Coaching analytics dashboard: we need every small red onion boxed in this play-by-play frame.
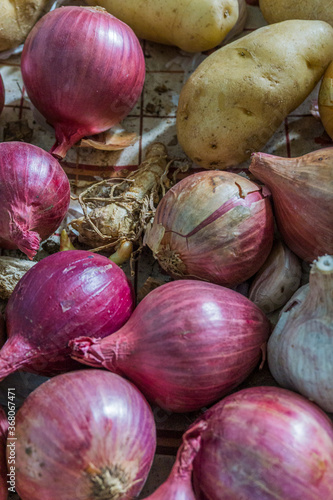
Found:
[0,74,4,116]
[0,407,8,500]
[0,250,134,379]
[70,280,270,413]
[141,421,205,500]
[0,141,70,259]
[189,386,333,499]
[144,170,274,288]
[21,6,145,159]
[13,369,156,500]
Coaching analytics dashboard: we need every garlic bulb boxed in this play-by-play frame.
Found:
[249,240,302,313]
[267,255,333,412]
[249,148,333,262]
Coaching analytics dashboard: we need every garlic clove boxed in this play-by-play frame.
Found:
[249,148,333,262]
[249,240,302,314]
[267,254,333,413]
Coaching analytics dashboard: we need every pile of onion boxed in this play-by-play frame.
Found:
[144,170,274,288]
[0,250,134,379]
[0,74,4,116]
[0,407,8,500]
[13,369,156,500]
[183,386,333,499]
[21,6,146,158]
[0,141,70,259]
[70,279,270,412]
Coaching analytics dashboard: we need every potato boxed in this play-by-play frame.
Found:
[176,20,333,169]
[259,0,333,27]
[0,0,49,51]
[85,0,239,52]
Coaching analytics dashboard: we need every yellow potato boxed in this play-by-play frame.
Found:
[85,0,239,52]
[259,0,333,27]
[0,0,49,51]
[176,20,333,169]
[318,61,333,140]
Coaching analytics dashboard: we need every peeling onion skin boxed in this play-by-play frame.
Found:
[191,387,333,500]
[0,407,8,500]
[267,255,333,413]
[0,74,4,116]
[249,148,333,262]
[71,280,270,413]
[21,6,146,159]
[0,250,134,379]
[0,141,70,259]
[145,170,274,288]
[13,370,156,500]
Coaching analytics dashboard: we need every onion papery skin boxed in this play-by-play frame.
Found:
[1,250,134,379]
[0,141,70,259]
[21,6,145,159]
[70,280,270,413]
[249,148,333,262]
[0,74,4,116]
[267,254,333,412]
[190,386,333,500]
[13,370,156,500]
[144,170,274,288]
[0,407,8,500]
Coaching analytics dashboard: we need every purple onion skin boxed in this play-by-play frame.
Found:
[0,408,8,500]
[0,74,4,116]
[14,370,156,500]
[71,280,270,413]
[1,250,134,379]
[0,142,70,259]
[21,6,146,158]
[191,386,333,500]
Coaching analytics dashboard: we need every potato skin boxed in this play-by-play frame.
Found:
[176,20,333,169]
[259,0,333,27]
[0,0,49,51]
[85,0,239,52]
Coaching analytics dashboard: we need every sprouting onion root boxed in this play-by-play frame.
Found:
[70,143,184,260]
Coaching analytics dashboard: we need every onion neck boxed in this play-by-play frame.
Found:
[8,213,40,260]
[50,125,86,159]
[69,336,121,373]
[0,335,33,381]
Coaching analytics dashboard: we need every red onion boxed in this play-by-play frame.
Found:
[70,280,270,413]
[144,170,274,288]
[0,74,4,116]
[0,250,134,379]
[21,6,145,159]
[142,421,205,500]
[0,141,70,259]
[188,386,333,499]
[0,407,8,500]
[13,369,156,500]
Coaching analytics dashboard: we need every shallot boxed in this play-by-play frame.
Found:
[0,141,70,259]
[267,254,333,412]
[0,250,134,379]
[71,280,270,412]
[144,170,274,287]
[21,6,145,158]
[188,386,333,499]
[249,148,333,262]
[13,369,156,500]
